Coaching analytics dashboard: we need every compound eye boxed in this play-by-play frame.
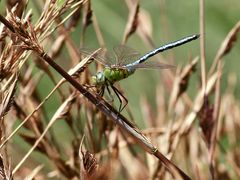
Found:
[97,72,103,79]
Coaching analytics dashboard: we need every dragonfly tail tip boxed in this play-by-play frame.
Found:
[194,34,200,39]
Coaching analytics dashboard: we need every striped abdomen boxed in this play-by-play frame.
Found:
[91,67,135,86]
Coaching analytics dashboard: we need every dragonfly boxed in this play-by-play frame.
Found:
[82,34,199,112]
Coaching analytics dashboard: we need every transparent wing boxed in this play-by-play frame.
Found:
[129,61,175,69]
[79,48,116,67]
[113,45,141,67]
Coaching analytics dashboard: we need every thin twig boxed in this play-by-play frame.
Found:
[199,0,206,94]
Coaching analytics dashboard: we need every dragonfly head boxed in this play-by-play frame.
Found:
[91,71,105,86]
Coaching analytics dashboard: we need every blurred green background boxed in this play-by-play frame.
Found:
[1,0,240,175]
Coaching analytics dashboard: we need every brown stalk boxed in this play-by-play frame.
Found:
[0,53,94,149]
[122,0,139,44]
[199,0,206,94]
[168,72,219,158]
[209,61,222,179]
[13,92,79,177]
[209,21,240,75]
[168,57,199,111]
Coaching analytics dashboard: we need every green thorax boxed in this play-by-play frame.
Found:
[91,67,135,86]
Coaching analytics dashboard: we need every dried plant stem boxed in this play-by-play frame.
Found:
[209,20,240,75]
[92,13,105,47]
[0,53,93,149]
[199,0,206,94]
[12,93,77,174]
[0,83,59,149]
[209,61,222,178]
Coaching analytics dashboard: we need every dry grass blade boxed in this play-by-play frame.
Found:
[153,150,191,180]
[0,154,8,180]
[137,9,153,47]
[226,152,240,177]
[209,61,222,178]
[36,0,84,41]
[141,96,155,127]
[24,165,44,180]
[216,21,240,59]
[81,151,99,178]
[6,0,26,18]
[169,72,219,155]
[0,52,95,149]
[209,20,240,75]
[0,24,23,81]
[168,57,198,110]
[199,0,206,94]
[122,0,139,44]
[82,0,92,34]
[12,92,78,176]
[91,13,106,47]
[19,133,46,153]
[0,74,18,118]
[198,96,214,148]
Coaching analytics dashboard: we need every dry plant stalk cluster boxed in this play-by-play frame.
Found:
[0,0,240,179]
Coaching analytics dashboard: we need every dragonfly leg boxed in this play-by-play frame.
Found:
[84,84,105,99]
[105,85,114,103]
[98,85,105,97]
[110,84,128,112]
[83,84,93,89]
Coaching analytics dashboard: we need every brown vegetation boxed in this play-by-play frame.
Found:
[0,0,240,179]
